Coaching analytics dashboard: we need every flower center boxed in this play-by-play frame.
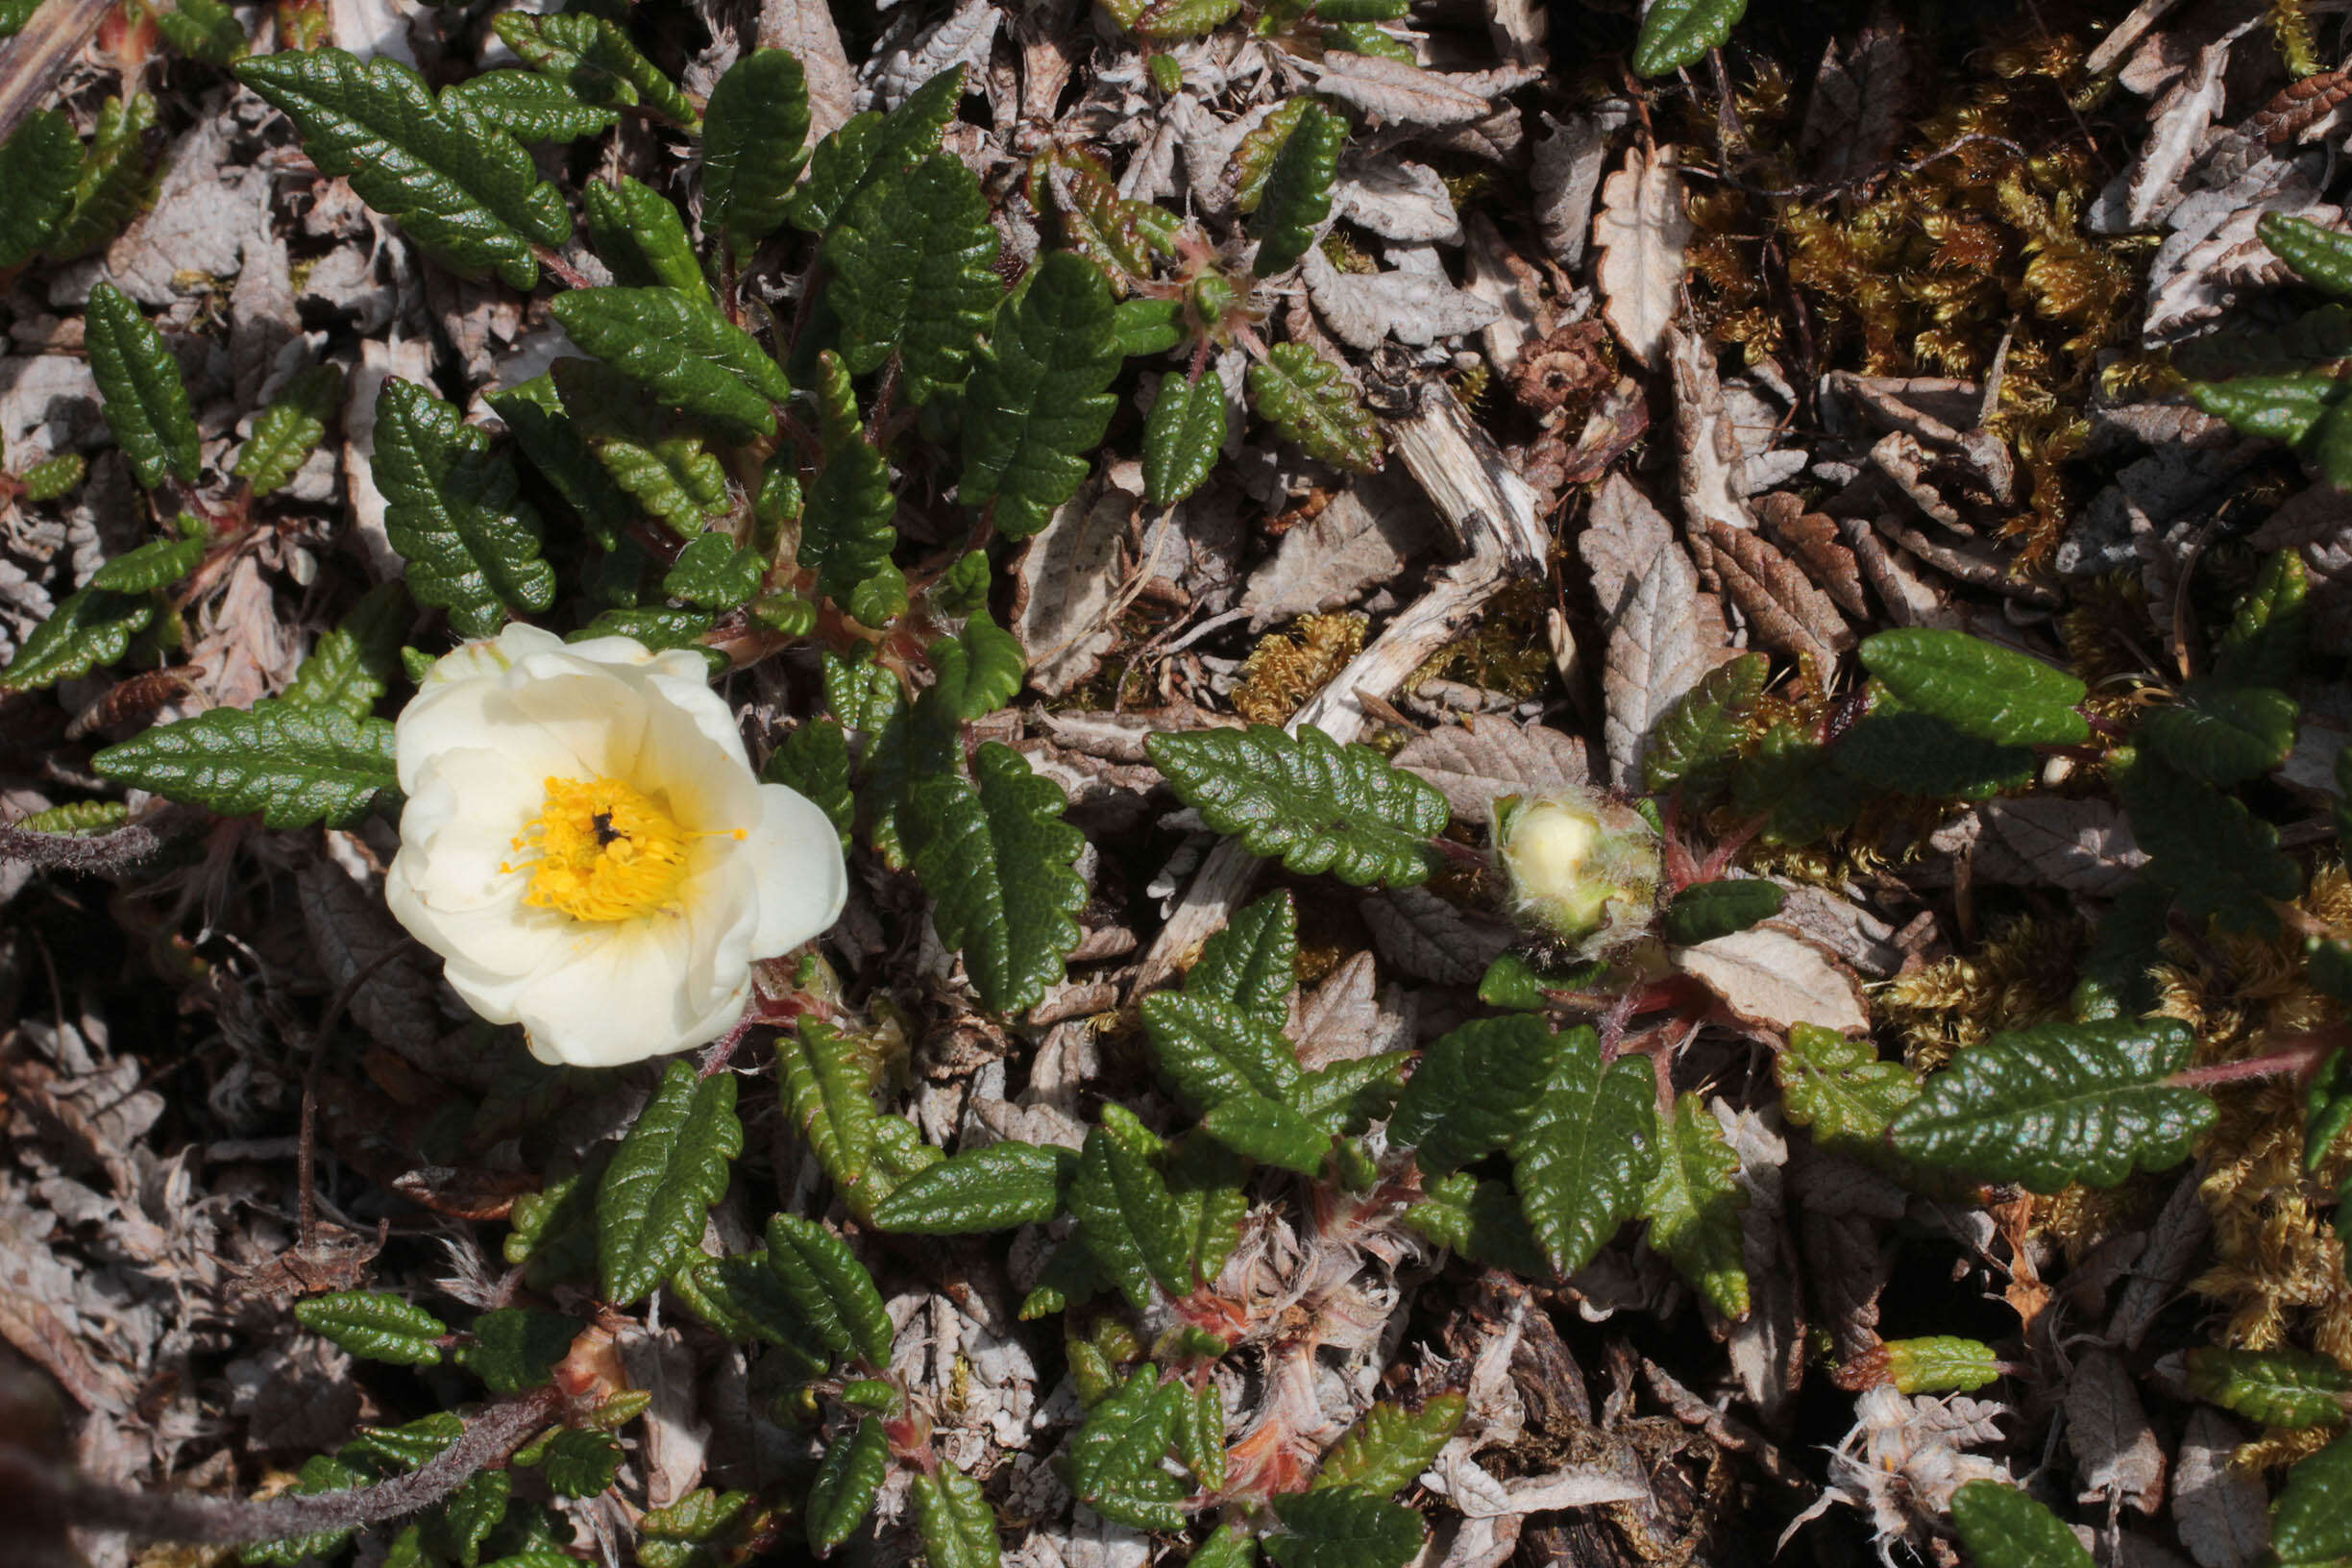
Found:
[506,776,695,922]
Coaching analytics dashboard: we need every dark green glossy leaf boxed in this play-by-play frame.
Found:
[960,251,1124,540]
[92,700,396,828]
[1509,1026,1658,1276]
[372,379,555,637]
[86,281,199,490]
[1147,723,1448,887]
[597,1062,743,1306]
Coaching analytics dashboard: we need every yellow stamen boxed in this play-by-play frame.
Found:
[504,776,694,922]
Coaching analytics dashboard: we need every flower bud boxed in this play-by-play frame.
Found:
[1492,788,1661,956]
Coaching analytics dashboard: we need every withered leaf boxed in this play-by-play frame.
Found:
[1699,519,1853,676]
[1602,542,1722,790]
[1392,719,1588,820]
[1675,924,1870,1036]
[1013,478,1135,697]
[1594,145,1691,370]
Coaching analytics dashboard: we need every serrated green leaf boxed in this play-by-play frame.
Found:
[1313,1395,1466,1497]
[1510,1026,1658,1277]
[1114,296,1185,358]
[1949,1482,2095,1568]
[1857,629,2088,747]
[934,611,1027,721]
[372,379,555,637]
[1390,1014,1555,1176]
[960,251,1123,539]
[2188,1347,2352,1429]
[764,720,853,848]
[551,287,791,439]
[0,586,152,692]
[1144,371,1228,505]
[1039,147,1178,288]
[1248,341,1384,472]
[671,1253,821,1369]
[1408,1170,1550,1276]
[440,70,620,142]
[2217,549,2308,689]
[778,1017,879,1191]
[1644,650,1767,796]
[1199,1092,1331,1173]
[237,49,570,288]
[701,48,810,259]
[2190,372,2349,446]
[1325,20,1415,59]
[824,648,901,731]
[827,152,1000,404]
[2274,1428,2352,1567]
[1068,1365,1188,1525]
[596,430,733,534]
[1267,1486,1424,1568]
[1147,723,1448,887]
[341,1412,464,1474]
[1887,1017,2216,1190]
[1478,951,1605,1011]
[235,363,344,498]
[1071,1106,1192,1306]
[527,1427,620,1499]
[801,352,899,602]
[807,1417,890,1555]
[1231,99,1313,215]
[1186,889,1297,1029]
[929,550,991,617]
[911,1462,1000,1568]
[597,1062,743,1306]
[663,531,765,609]
[88,534,205,592]
[1131,0,1241,38]
[870,1141,1070,1234]
[496,12,697,129]
[92,700,397,827]
[1641,1095,1748,1319]
[1776,1022,1918,1147]
[637,1490,754,1568]
[1252,101,1342,277]
[1141,990,1304,1112]
[86,282,199,490]
[19,452,84,502]
[1879,1335,2000,1395]
[11,800,128,836]
[0,109,76,268]
[766,1213,894,1365]
[1631,0,1751,76]
[2261,210,2352,299]
[46,94,158,262]
[1662,879,1785,946]
[1179,1379,1228,1490]
[1191,1524,1261,1568]
[1831,698,2039,799]
[2143,680,2298,786]
[157,0,247,64]
[489,371,638,551]
[294,1290,447,1365]
[906,743,1085,1016]
[784,66,963,236]
[2119,747,2302,933]
[459,1308,585,1394]
[584,177,710,298]
[426,1469,511,1567]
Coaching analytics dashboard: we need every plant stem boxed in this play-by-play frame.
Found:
[2168,1031,2344,1091]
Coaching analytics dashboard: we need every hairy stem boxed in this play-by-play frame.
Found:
[2168,1032,2345,1091]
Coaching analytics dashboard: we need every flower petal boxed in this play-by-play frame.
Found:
[507,914,750,1066]
[742,779,848,956]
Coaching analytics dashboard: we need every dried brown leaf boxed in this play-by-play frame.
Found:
[2172,1409,2268,1568]
[1675,925,1870,1035]
[1392,719,1589,820]
[1012,478,1134,697]
[1594,145,1691,370]
[1601,542,1721,790]
[1700,519,1853,674]
[2067,1347,2167,1514]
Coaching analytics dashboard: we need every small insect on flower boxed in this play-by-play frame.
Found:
[1492,785,1661,959]
[385,625,846,1067]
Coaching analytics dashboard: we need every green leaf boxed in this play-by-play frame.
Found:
[294,1291,448,1366]
[1114,296,1185,358]
[11,800,128,836]
[1231,99,1313,214]
[1141,990,1304,1112]
[341,1413,464,1473]
[910,1462,1000,1568]
[2189,373,2349,445]
[595,431,733,535]
[784,67,963,236]
[1143,372,1228,505]
[700,48,811,259]
[2119,748,2302,933]
[1832,698,2040,799]
[824,648,901,731]
[2143,681,2298,787]
[671,1255,822,1368]
[92,700,397,828]
[1879,1336,2000,1395]
[157,0,248,63]
[1390,1015,1556,1176]
[827,151,1000,405]
[1070,1106,1193,1306]
[1199,1093,1332,1173]
[584,177,709,298]
[88,534,205,592]
[241,1455,367,1564]
[0,587,152,692]
[1252,102,1343,278]
[1632,0,1751,76]
[2187,1348,2352,1429]
[801,353,899,602]
[597,1062,743,1306]
[929,550,992,617]
[960,251,1124,539]
[458,1308,585,1394]
[2273,1429,2352,1568]
[236,49,571,289]
[1640,1095,1749,1319]
[1776,1023,1918,1148]
[1248,342,1384,472]
[870,1141,1071,1234]
[0,109,76,268]
[1509,1027,1658,1277]
[766,1213,894,1365]
[0,0,37,38]
[86,282,200,490]
[1067,1366,1188,1529]
[372,379,555,637]
[2216,549,2309,689]
[1948,1482,2095,1568]
[663,532,766,609]
[778,1017,879,1191]
[1040,147,1178,288]
[550,288,791,440]
[906,743,1086,1016]
[46,94,159,262]
[531,1429,623,1500]
[763,721,853,848]
[1661,879,1785,946]
[806,1417,890,1555]
[1644,650,1768,796]
[1191,1524,1261,1568]
[19,452,84,502]
[439,70,620,143]
[2310,1047,2352,1168]
[1477,951,1605,1012]
[1186,889,1297,1028]
[488,371,637,552]
[1857,629,2088,747]
[1146,723,1448,887]
[1888,1017,2216,1190]
[1266,1487,1425,1568]
[1313,1395,1465,1497]
[235,363,345,498]
[1408,1170,1550,1276]
[496,12,697,129]
[2261,210,2352,299]
[426,1467,511,1567]
[637,1490,754,1568]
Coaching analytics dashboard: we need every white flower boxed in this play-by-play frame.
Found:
[385,624,845,1067]
[1492,786,1660,957]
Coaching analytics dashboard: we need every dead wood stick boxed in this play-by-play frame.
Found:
[0,0,111,147]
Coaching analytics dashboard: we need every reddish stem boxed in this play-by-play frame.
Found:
[2168,1032,2344,1092]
